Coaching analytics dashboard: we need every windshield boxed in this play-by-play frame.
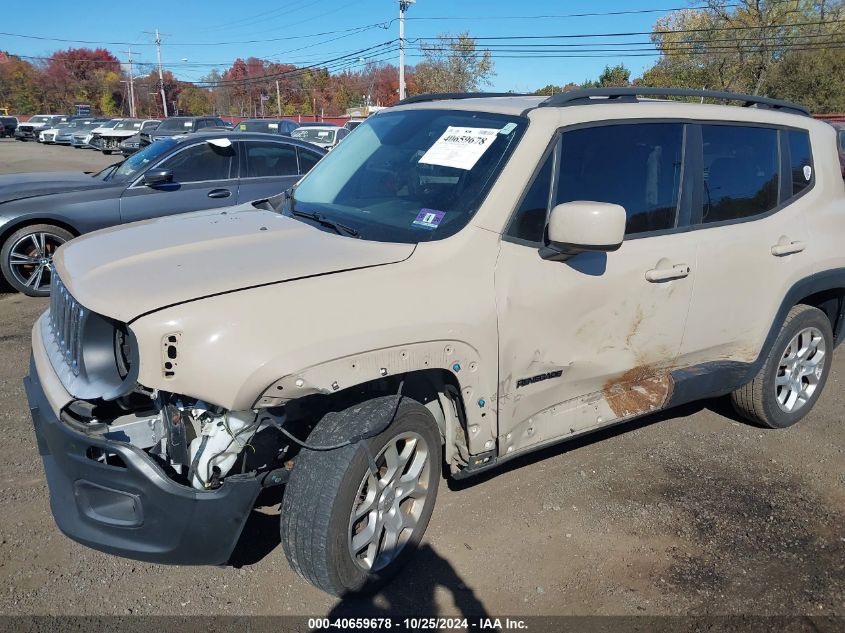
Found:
[97,120,120,129]
[29,116,51,124]
[110,138,178,181]
[839,130,845,154]
[115,119,142,130]
[156,118,192,132]
[289,109,525,243]
[293,128,337,143]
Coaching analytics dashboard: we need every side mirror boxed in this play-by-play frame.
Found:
[142,169,173,186]
[540,201,626,262]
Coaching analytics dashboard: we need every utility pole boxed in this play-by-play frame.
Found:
[122,46,137,118]
[145,29,169,118]
[399,0,415,101]
[276,80,282,117]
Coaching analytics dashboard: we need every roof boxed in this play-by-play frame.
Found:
[169,130,327,152]
[391,88,810,119]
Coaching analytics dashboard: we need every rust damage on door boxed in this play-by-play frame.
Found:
[602,364,675,419]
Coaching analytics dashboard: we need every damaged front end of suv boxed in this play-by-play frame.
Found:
[26,274,300,564]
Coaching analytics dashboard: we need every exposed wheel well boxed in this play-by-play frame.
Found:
[796,288,845,344]
[281,368,471,474]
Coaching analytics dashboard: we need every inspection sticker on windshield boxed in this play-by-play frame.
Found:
[413,209,445,230]
[418,126,499,170]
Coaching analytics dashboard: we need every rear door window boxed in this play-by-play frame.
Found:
[244,141,299,178]
[701,125,779,223]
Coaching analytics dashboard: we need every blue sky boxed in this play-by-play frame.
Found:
[2,0,675,91]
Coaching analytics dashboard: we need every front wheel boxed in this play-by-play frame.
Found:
[0,224,73,296]
[280,397,441,596]
[732,304,834,428]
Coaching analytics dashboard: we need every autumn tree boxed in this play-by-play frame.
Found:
[641,0,845,100]
[41,48,123,113]
[0,53,43,113]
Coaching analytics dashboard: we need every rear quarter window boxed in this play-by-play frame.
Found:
[788,129,813,197]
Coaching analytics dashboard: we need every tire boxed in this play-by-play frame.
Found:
[280,396,442,596]
[0,224,74,297]
[732,304,834,428]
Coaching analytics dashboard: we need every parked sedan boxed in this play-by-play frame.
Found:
[141,116,230,145]
[236,118,299,136]
[55,118,109,145]
[291,125,350,150]
[70,119,114,149]
[100,119,161,154]
[0,132,326,296]
[15,115,68,141]
[86,118,123,150]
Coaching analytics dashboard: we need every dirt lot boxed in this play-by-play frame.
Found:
[0,140,843,620]
[0,137,116,174]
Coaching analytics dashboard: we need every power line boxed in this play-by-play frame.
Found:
[410,17,845,41]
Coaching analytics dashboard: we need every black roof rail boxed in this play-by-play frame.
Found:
[394,92,531,106]
[538,87,809,117]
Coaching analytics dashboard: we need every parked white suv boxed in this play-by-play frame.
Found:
[25,88,845,596]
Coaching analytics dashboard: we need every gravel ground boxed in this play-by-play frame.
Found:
[0,140,842,621]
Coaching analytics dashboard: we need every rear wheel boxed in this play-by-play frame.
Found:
[280,396,441,596]
[0,224,73,296]
[732,305,834,428]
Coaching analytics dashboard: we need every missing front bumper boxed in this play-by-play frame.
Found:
[24,356,262,565]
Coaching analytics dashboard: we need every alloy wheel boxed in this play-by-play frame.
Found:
[348,431,432,572]
[7,231,66,293]
[775,326,826,413]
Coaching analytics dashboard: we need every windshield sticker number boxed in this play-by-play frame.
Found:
[238,124,247,130]
[413,209,445,230]
[419,126,499,171]
[269,123,279,129]
[184,121,193,127]
[499,122,517,135]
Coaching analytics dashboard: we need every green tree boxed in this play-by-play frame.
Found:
[583,64,632,88]
[413,33,495,94]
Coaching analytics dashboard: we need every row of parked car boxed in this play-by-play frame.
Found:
[7,114,359,155]
[0,114,372,295]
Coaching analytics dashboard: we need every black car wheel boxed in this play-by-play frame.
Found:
[0,224,74,297]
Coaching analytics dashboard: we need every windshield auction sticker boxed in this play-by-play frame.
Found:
[419,126,499,170]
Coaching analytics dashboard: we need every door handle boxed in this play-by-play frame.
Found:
[771,240,806,257]
[645,263,691,283]
[208,188,231,199]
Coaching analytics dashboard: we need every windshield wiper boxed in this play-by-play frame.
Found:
[291,209,360,238]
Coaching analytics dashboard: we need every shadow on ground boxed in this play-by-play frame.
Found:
[328,544,490,618]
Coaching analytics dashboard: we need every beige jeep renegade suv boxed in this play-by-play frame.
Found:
[25,88,845,596]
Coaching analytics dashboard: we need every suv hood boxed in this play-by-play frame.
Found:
[55,204,416,323]
[0,172,109,204]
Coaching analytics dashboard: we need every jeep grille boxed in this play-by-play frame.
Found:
[49,274,86,377]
